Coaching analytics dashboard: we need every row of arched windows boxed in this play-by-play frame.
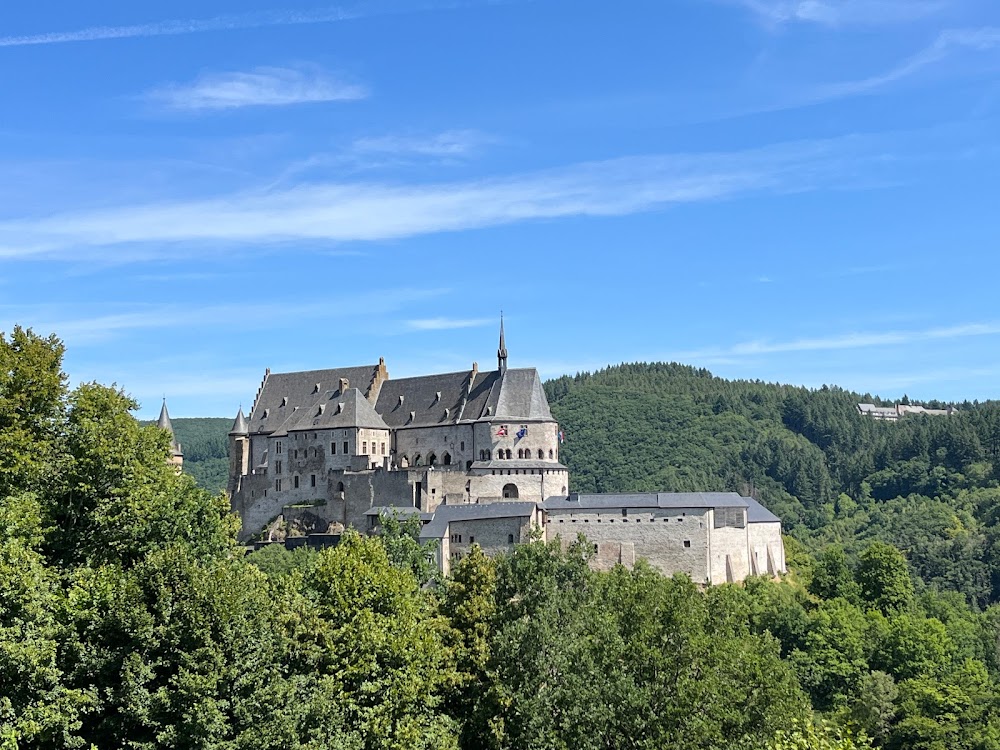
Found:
[399,452,452,468]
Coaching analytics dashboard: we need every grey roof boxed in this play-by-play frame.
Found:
[157,400,174,434]
[229,408,248,436]
[157,400,182,456]
[420,501,539,540]
[248,365,380,435]
[745,496,782,524]
[375,368,493,428]
[543,492,751,511]
[286,387,390,432]
[494,369,553,421]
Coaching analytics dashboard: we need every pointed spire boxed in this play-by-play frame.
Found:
[157,399,174,435]
[229,407,248,436]
[498,312,508,374]
[158,399,183,459]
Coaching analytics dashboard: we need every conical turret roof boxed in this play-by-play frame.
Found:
[229,407,249,436]
[157,400,183,457]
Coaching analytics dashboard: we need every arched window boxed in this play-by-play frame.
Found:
[443,453,451,465]
[502,483,519,499]
[428,453,437,466]
[517,449,523,459]
[537,449,544,459]
[549,449,554,459]
[497,450,504,460]
[400,455,409,468]
[505,449,512,460]
[336,482,345,495]
[414,454,422,466]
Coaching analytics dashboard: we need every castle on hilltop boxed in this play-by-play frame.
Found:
[226,323,785,582]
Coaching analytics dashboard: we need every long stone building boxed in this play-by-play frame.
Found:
[227,324,785,581]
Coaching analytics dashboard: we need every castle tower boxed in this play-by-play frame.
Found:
[227,407,250,497]
[158,400,184,473]
[498,314,508,374]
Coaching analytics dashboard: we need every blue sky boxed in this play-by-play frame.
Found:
[2,0,1000,418]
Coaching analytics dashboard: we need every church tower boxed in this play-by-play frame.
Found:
[158,400,184,473]
[498,315,508,374]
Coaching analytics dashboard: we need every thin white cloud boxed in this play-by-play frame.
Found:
[0,136,883,260]
[729,0,946,28]
[147,66,366,111]
[406,317,493,331]
[819,27,1000,98]
[2,288,449,345]
[352,130,493,158]
[673,321,1000,362]
[0,7,358,47]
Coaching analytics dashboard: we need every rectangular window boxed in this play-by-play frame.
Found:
[276,441,282,454]
[343,441,349,454]
[293,476,299,489]
[460,441,465,451]
[381,442,386,455]
[363,441,367,453]
[275,460,282,474]
[276,479,281,492]
[469,536,475,543]
[311,474,316,487]
[683,540,692,548]
[331,442,336,455]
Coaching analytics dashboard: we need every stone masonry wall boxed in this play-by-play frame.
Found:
[544,507,712,583]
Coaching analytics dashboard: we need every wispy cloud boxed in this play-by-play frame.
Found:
[0,136,888,260]
[2,289,449,344]
[406,317,493,331]
[728,0,946,28]
[673,321,1000,362]
[0,7,357,47]
[818,27,1000,98]
[146,66,366,111]
[352,130,493,158]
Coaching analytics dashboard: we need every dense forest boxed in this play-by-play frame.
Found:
[16,333,1000,748]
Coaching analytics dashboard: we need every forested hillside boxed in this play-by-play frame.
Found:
[8,332,1000,748]
[171,417,231,492]
[547,363,1000,608]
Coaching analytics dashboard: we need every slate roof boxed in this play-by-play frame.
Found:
[286,388,390,432]
[542,492,750,511]
[494,369,553,421]
[248,365,380,435]
[419,501,539,540]
[375,369,494,428]
[229,408,248,436]
[157,401,182,456]
[745,496,782,524]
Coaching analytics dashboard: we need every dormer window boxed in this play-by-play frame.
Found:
[281,397,288,407]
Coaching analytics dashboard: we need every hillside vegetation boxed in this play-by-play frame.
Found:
[547,363,1000,608]
[6,330,1000,748]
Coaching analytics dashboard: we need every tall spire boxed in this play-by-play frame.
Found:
[157,399,183,462]
[157,399,174,435]
[498,313,508,374]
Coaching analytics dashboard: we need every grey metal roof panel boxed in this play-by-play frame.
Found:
[248,365,380,434]
[419,501,539,539]
[745,496,782,524]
